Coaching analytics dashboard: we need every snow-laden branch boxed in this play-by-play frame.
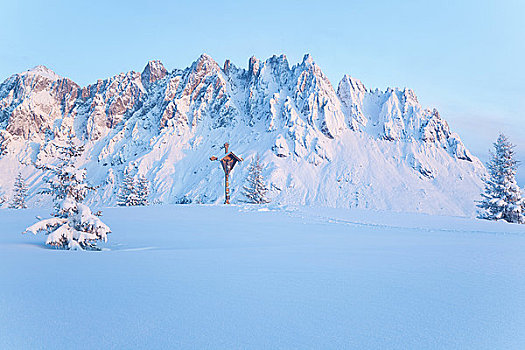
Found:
[24,217,67,235]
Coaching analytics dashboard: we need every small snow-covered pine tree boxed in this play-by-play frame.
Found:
[117,171,140,206]
[9,172,28,209]
[242,155,270,204]
[117,172,149,206]
[136,175,150,206]
[478,134,524,224]
[24,134,110,250]
[0,191,7,206]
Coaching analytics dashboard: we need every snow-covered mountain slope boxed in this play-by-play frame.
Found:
[0,54,485,215]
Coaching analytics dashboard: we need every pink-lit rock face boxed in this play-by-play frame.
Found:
[1,67,80,139]
[0,55,467,149]
[141,60,167,86]
[80,71,145,140]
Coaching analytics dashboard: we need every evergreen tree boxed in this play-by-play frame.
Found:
[9,172,28,209]
[0,188,7,206]
[136,175,150,206]
[24,134,110,250]
[242,155,270,204]
[117,171,150,206]
[117,171,139,206]
[478,134,524,224]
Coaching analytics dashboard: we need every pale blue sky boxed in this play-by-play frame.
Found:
[1,0,524,183]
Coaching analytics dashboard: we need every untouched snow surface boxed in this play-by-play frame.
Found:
[1,205,525,349]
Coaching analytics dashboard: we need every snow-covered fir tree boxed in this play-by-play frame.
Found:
[478,134,524,224]
[24,134,110,250]
[136,175,150,206]
[117,171,150,206]
[242,155,270,204]
[117,170,140,206]
[0,190,6,206]
[9,172,28,209]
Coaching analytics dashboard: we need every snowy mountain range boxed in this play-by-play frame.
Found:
[0,54,486,215]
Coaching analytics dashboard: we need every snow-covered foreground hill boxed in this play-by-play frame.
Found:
[2,205,525,349]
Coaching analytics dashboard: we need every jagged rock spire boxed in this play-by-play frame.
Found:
[141,60,167,86]
[248,56,260,76]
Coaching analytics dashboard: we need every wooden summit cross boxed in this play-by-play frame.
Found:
[210,142,243,204]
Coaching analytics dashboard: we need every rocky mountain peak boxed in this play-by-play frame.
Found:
[223,59,231,72]
[141,60,167,86]
[24,65,62,81]
[189,54,221,77]
[301,53,315,66]
[338,74,367,94]
[196,53,217,66]
[248,56,261,76]
[263,54,290,73]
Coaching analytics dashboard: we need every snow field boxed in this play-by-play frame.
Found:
[1,204,525,349]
